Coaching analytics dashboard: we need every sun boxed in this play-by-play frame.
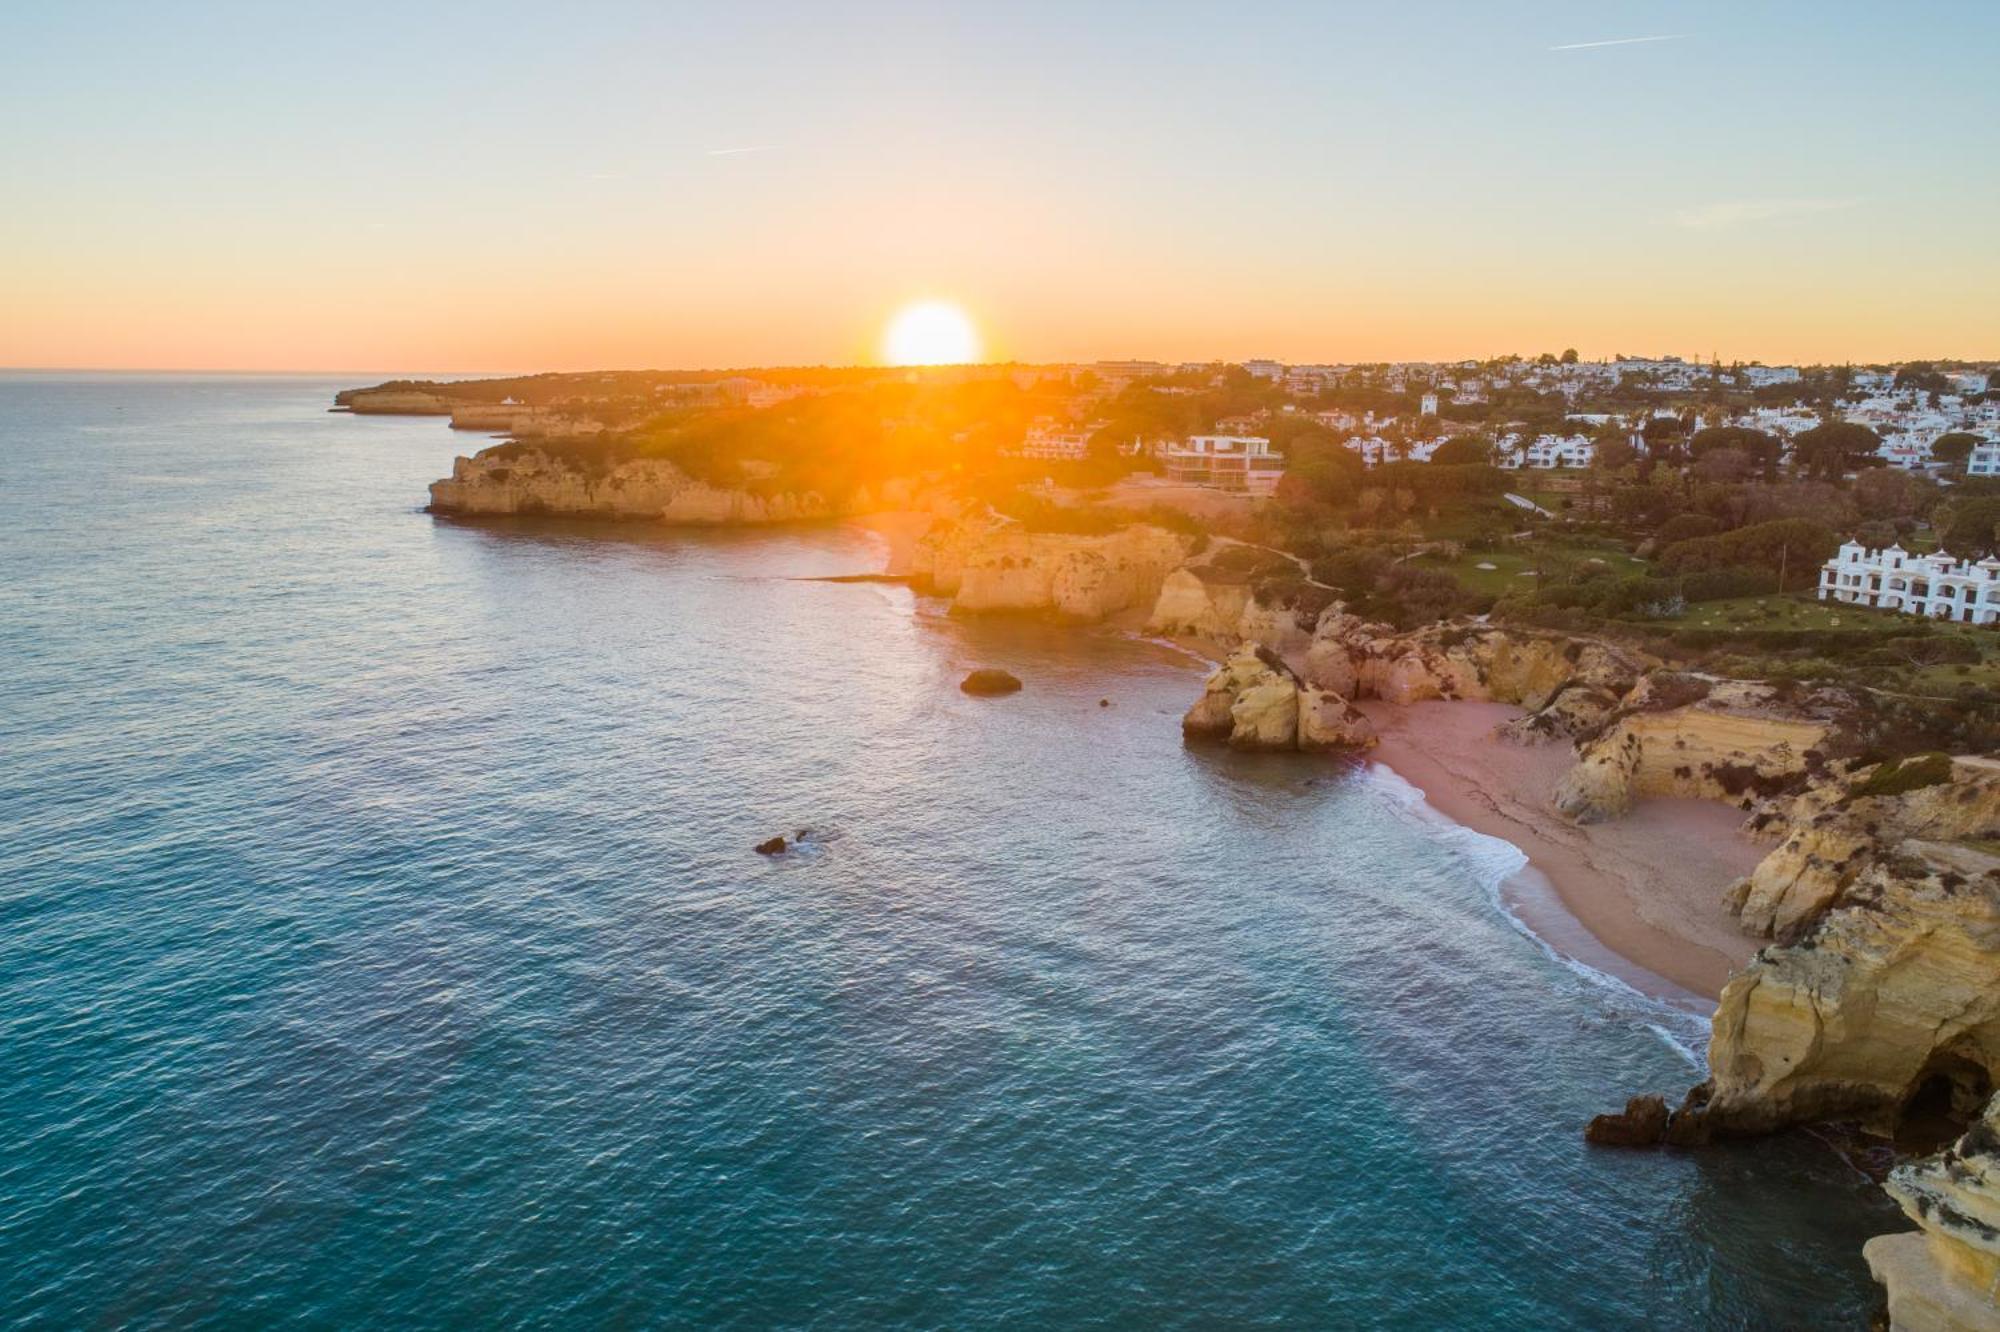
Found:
[881,300,981,366]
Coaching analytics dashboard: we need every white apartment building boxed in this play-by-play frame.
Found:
[1818,542,2000,625]
[1011,419,1102,461]
[1969,442,2000,478]
[1158,435,1286,494]
[1242,359,1285,381]
[1494,434,1595,469]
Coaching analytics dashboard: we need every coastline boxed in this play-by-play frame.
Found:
[847,514,1761,1005]
[1357,699,1763,1000]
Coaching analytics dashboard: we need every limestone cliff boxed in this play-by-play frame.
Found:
[339,388,455,415]
[1297,612,1653,745]
[1551,679,1832,824]
[1181,644,1376,753]
[1668,763,2000,1141]
[1730,757,2000,940]
[910,514,1190,621]
[428,447,835,524]
[1867,1095,2000,1331]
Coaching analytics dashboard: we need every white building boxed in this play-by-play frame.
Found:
[1158,435,1286,494]
[1969,442,2000,478]
[1495,434,1595,469]
[1818,542,2000,625]
[1011,419,1102,461]
[1242,359,1285,381]
[1420,392,1439,416]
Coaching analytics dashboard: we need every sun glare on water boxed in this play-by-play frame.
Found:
[882,301,981,366]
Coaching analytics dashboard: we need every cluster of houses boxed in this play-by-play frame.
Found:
[1818,542,2000,626]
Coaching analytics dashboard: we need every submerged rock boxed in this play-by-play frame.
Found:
[960,668,1023,696]
[754,836,788,856]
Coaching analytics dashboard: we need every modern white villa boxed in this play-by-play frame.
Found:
[1157,435,1287,494]
[1818,541,2000,625]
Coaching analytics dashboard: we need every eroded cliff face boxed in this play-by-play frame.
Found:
[909,515,1191,621]
[1551,680,1831,825]
[1730,759,2000,940]
[1294,613,1653,739]
[428,448,837,524]
[1181,643,1376,753]
[1866,1095,2000,1331]
[1674,764,2000,1142]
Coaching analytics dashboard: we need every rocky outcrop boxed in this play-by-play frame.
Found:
[911,515,1190,621]
[449,404,608,436]
[960,668,1022,696]
[1867,1095,2000,1331]
[1585,1094,1670,1147]
[1673,770,2000,1140]
[1729,757,2000,940]
[1182,644,1376,753]
[428,447,835,523]
[1144,551,1329,660]
[1551,680,1830,824]
[1298,615,1652,741]
[340,388,456,415]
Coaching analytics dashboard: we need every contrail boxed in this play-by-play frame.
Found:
[1550,34,1682,51]
[705,146,777,157]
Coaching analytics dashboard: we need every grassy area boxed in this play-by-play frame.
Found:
[1416,537,1647,598]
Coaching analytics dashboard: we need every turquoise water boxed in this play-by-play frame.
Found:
[0,376,1895,1329]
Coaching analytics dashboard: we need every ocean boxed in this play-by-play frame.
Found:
[0,375,1896,1329]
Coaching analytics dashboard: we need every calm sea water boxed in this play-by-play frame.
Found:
[0,376,1896,1329]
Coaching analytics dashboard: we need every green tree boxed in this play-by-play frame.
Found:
[1939,497,2000,556]
[1931,432,1984,472]
[1792,421,1882,481]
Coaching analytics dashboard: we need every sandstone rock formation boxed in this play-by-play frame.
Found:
[1181,644,1375,753]
[1729,757,2000,939]
[1670,763,2000,1142]
[1866,1094,2000,1331]
[428,447,835,523]
[1551,679,1830,824]
[1295,613,1652,741]
[910,514,1190,621]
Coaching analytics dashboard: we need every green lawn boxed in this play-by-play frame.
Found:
[1417,538,1647,598]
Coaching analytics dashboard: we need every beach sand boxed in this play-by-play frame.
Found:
[1359,699,1766,1000]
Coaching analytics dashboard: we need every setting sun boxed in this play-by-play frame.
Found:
[881,301,981,366]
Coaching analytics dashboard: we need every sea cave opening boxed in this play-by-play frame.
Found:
[1894,1053,1993,1154]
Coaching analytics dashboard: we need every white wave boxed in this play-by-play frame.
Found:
[1360,763,1711,1070]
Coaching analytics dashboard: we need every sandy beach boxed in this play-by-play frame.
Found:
[1358,699,1766,999]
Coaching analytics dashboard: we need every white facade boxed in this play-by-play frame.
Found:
[1818,542,2000,625]
[1242,359,1285,381]
[1011,420,1100,460]
[1968,443,2000,478]
[1158,435,1286,494]
[1494,434,1594,469]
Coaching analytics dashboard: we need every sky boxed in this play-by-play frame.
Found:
[3,0,1997,372]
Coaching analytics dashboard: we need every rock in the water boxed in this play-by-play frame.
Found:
[1584,1094,1670,1147]
[960,668,1023,696]
[1183,643,1374,753]
[754,836,788,855]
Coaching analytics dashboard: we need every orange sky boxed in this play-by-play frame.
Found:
[5,5,1996,372]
